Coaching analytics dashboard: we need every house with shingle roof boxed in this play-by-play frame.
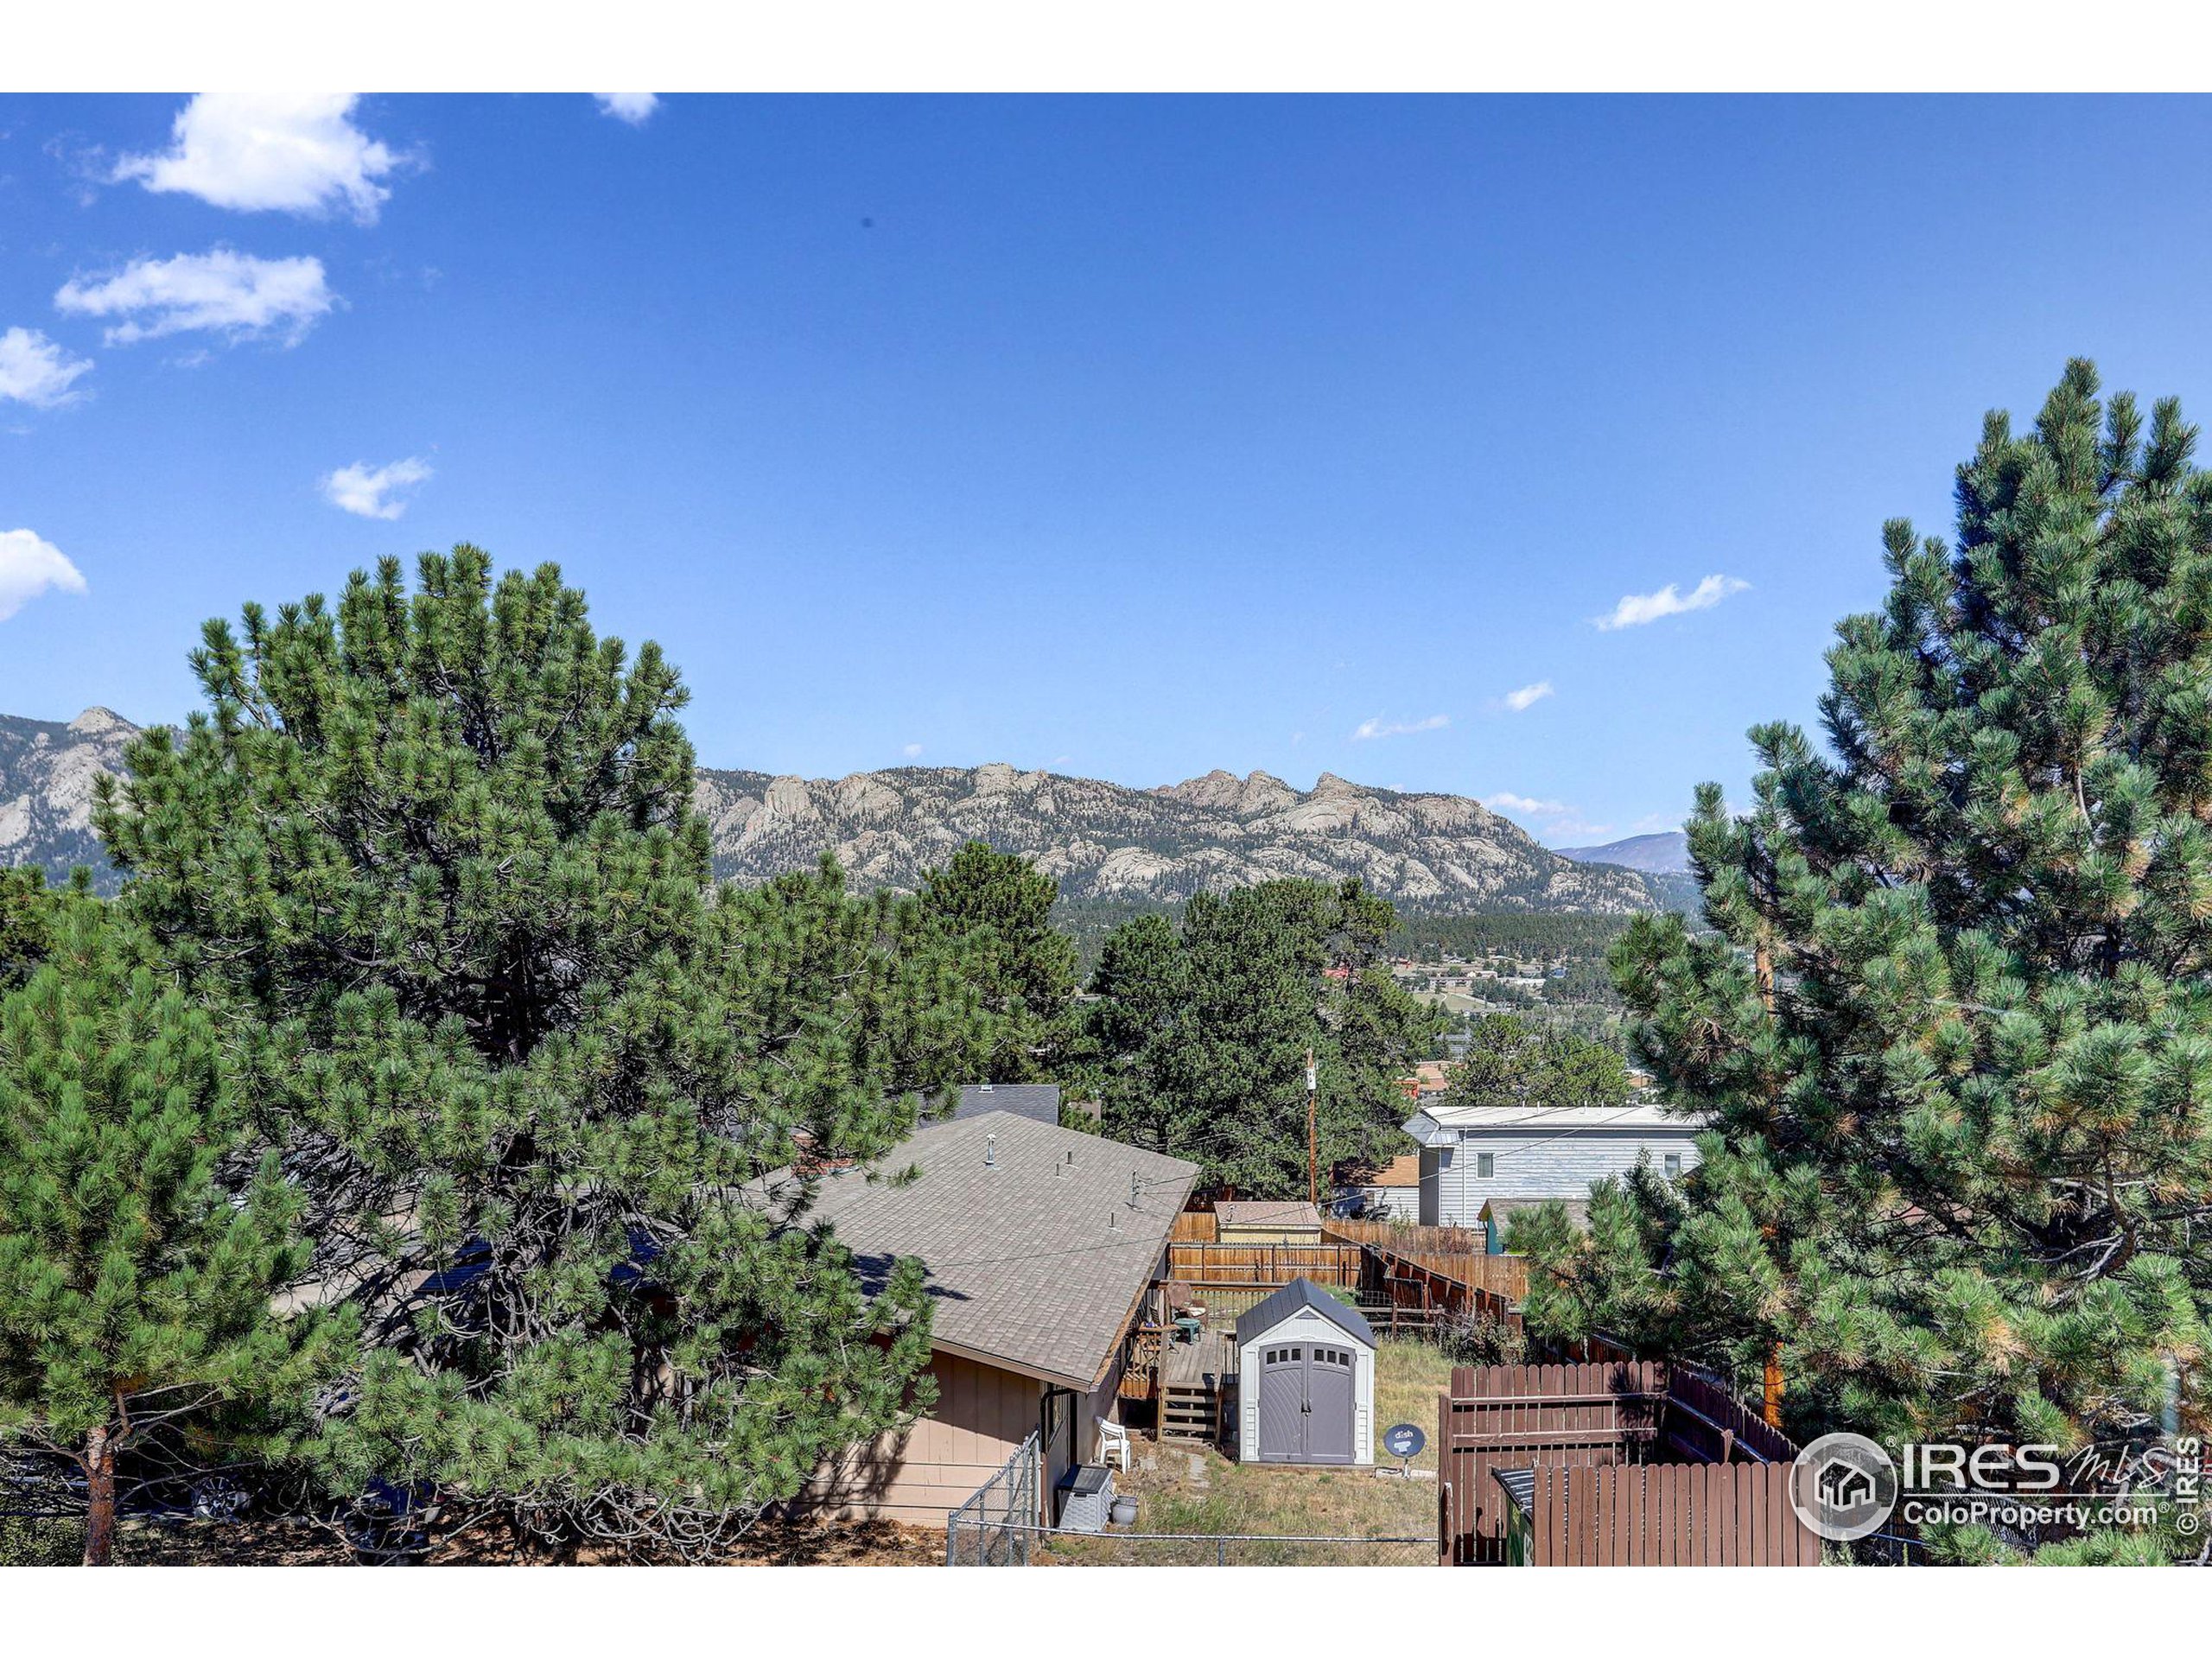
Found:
[795,1110,1198,1522]
[1404,1100,1703,1229]
[949,1081,1061,1126]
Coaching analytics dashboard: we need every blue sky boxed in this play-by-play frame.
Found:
[6,94,2212,846]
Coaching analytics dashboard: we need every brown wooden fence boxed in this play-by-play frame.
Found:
[1166,1243,1362,1289]
[1439,1361,1668,1564]
[1438,1361,1806,1565]
[1662,1365,1799,1465]
[1375,1249,1527,1300]
[1323,1220,1482,1254]
[1363,1244,1523,1326]
[1169,1211,1217,1243]
[1524,1462,1821,1566]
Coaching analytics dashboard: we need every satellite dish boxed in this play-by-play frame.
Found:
[1382,1422,1426,1461]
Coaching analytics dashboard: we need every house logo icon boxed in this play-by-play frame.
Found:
[1789,1433,1897,1542]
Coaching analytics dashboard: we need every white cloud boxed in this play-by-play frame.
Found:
[1501,680,1554,713]
[1351,713,1449,741]
[1595,574,1750,631]
[594,94,659,125]
[901,742,924,758]
[55,251,336,347]
[321,457,432,520]
[1483,791,1566,817]
[0,327,94,408]
[112,94,404,224]
[0,530,88,623]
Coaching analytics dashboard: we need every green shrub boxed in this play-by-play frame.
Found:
[0,1516,86,1567]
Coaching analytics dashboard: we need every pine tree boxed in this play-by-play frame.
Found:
[1088,912,1192,1153]
[1088,879,1443,1192]
[0,866,57,991]
[1529,365,2211,1506]
[912,841,1078,1083]
[1445,1013,1631,1114]
[92,548,940,1557]
[0,901,345,1565]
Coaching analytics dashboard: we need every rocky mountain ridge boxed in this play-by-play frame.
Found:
[3,709,1658,914]
[697,761,1654,911]
[1554,830,1692,874]
[0,708,138,884]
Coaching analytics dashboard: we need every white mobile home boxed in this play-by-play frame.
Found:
[1404,1101,1703,1230]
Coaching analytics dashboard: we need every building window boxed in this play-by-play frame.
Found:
[1476,1153,1495,1178]
[1664,1153,1682,1178]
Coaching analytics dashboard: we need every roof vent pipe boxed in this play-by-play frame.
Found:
[985,1134,996,1168]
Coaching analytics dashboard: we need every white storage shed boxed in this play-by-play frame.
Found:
[1234,1279,1376,1467]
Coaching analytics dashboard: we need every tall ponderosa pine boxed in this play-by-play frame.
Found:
[0,866,56,991]
[0,902,345,1565]
[1089,878,1442,1191]
[1529,364,2210,1492]
[94,549,939,1556]
[912,840,1078,1084]
[1445,1013,1632,1115]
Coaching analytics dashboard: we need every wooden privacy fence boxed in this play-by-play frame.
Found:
[1663,1365,1799,1466]
[1438,1360,1799,1564]
[1440,1362,1668,1562]
[1367,1248,1527,1300]
[1522,1462,1821,1566]
[1169,1211,1218,1243]
[1364,1244,1522,1327]
[1322,1220,1482,1254]
[1166,1243,1362,1289]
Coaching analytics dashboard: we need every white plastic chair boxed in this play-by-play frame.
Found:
[1096,1417,1131,1472]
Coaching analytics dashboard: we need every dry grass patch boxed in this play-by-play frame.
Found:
[1039,1337,1451,1564]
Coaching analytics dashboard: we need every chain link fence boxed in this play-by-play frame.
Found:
[1017,1522,1433,1566]
[944,1432,1042,1565]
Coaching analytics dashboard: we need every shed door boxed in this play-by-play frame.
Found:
[1304,1344,1356,1465]
[1256,1344,1307,1462]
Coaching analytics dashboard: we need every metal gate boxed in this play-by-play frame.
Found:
[944,1431,1041,1566]
[1256,1341,1356,1464]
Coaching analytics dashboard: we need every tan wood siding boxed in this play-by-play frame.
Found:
[801,1351,1045,1523]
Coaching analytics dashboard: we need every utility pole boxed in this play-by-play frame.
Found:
[1306,1047,1319,1208]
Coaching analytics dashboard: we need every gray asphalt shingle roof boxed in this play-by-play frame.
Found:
[951,1083,1061,1126]
[1234,1276,1376,1349]
[1213,1200,1324,1229]
[803,1111,1199,1389]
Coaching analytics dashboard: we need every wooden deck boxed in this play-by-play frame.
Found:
[1159,1330,1238,1443]
[1160,1329,1238,1392]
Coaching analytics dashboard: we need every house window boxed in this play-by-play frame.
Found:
[1664,1153,1682,1178]
[1476,1153,1495,1178]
